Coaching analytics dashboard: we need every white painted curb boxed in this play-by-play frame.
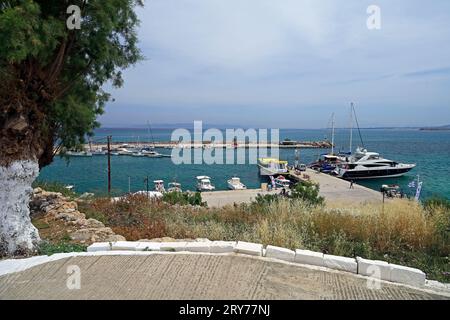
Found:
[265,245,295,262]
[295,249,324,267]
[234,241,263,256]
[0,240,442,291]
[324,254,358,274]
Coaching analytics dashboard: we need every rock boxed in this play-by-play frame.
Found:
[78,192,94,199]
[54,210,85,222]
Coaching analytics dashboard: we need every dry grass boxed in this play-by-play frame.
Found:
[81,195,449,282]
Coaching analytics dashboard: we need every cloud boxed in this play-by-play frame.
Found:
[100,0,450,128]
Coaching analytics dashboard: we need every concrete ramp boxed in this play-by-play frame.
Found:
[0,254,447,300]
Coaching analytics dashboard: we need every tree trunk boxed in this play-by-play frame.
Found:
[0,79,53,255]
[0,160,40,256]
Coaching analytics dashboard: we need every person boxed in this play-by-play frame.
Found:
[350,180,354,189]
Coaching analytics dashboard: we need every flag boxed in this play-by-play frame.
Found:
[415,181,423,201]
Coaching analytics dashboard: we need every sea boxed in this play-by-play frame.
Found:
[37,127,450,200]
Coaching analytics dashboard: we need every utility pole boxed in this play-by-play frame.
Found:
[144,176,149,197]
[107,135,112,194]
[331,113,335,155]
[349,102,354,153]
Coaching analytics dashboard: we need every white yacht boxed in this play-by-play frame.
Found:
[167,182,182,193]
[227,177,247,190]
[334,147,416,180]
[258,158,289,176]
[153,180,165,193]
[92,149,106,156]
[142,150,163,158]
[117,147,133,155]
[66,151,92,157]
[196,176,215,192]
[274,175,291,188]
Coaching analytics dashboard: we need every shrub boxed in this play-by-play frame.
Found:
[162,191,205,206]
[37,241,87,256]
[290,181,325,206]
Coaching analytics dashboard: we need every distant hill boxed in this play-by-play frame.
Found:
[420,124,450,131]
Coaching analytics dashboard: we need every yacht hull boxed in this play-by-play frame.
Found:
[339,167,414,180]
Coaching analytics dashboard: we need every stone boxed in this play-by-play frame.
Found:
[357,257,391,281]
[234,241,263,256]
[294,249,324,267]
[209,241,235,253]
[324,254,357,273]
[390,264,426,287]
[84,218,105,228]
[265,245,295,262]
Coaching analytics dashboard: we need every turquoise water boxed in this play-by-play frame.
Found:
[37,128,450,200]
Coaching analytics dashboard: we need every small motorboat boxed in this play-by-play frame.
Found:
[227,177,247,190]
[274,175,291,188]
[196,176,215,192]
[92,149,106,156]
[66,151,93,157]
[132,152,145,157]
[381,184,404,198]
[154,180,165,193]
[167,182,182,193]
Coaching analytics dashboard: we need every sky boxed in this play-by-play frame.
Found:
[99,0,450,129]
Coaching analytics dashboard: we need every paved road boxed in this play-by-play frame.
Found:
[202,169,381,207]
[0,254,447,300]
[303,169,382,204]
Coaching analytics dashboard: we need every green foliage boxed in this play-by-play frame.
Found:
[254,193,281,206]
[37,240,87,256]
[290,181,325,206]
[424,196,450,210]
[162,191,205,206]
[0,0,143,162]
[32,180,77,198]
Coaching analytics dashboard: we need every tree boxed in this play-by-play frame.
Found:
[0,0,143,255]
[290,181,325,206]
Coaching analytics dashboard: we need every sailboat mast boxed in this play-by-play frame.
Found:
[331,113,335,155]
[349,102,354,153]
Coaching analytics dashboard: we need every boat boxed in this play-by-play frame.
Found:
[196,176,215,192]
[332,103,415,180]
[381,184,404,198]
[66,151,92,157]
[227,177,247,190]
[167,182,182,193]
[258,158,288,176]
[132,152,145,157]
[92,149,106,155]
[334,147,416,180]
[117,148,133,155]
[309,154,342,173]
[274,175,291,188]
[153,180,165,193]
[142,149,163,158]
